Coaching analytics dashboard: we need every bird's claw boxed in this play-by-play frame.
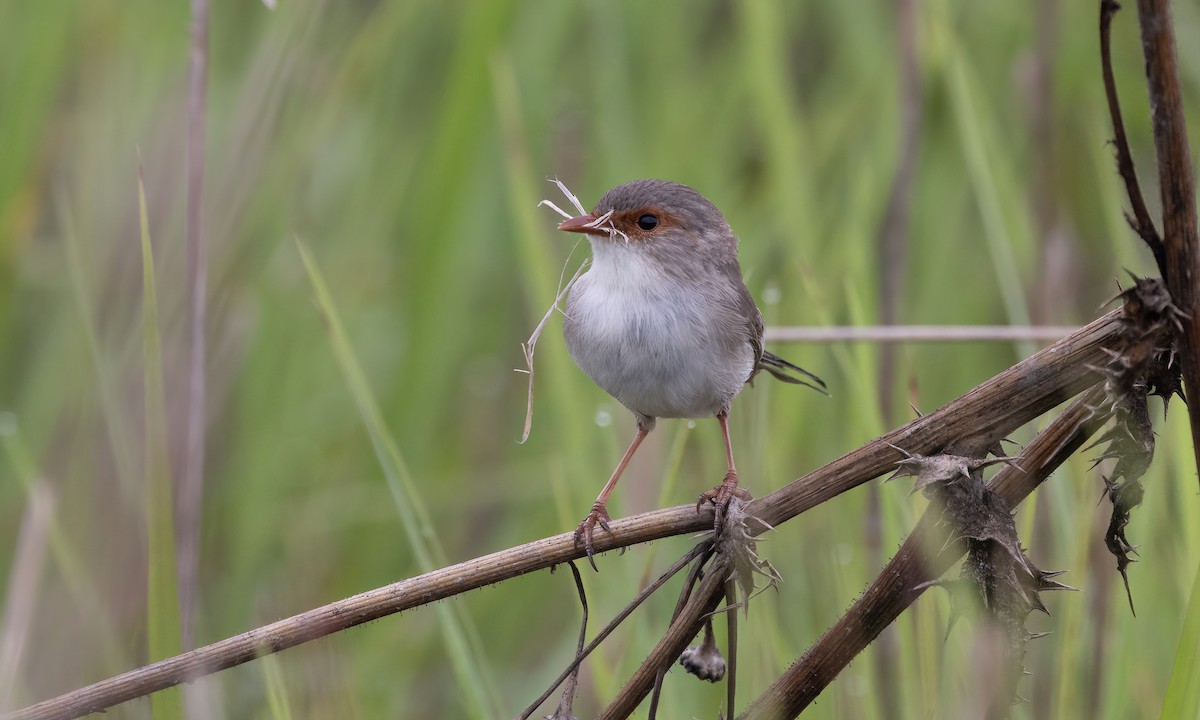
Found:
[697,471,751,532]
[574,504,613,571]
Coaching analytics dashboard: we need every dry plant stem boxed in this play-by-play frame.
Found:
[7,311,1125,720]
[1134,0,1200,487]
[751,310,1122,528]
[763,325,1077,343]
[738,387,1110,719]
[1100,0,1164,267]
[180,0,210,651]
[8,510,713,720]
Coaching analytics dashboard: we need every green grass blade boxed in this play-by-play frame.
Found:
[260,652,295,720]
[295,237,500,719]
[1161,558,1200,718]
[139,166,183,720]
[933,2,1034,354]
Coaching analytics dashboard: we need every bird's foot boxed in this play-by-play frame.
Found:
[573,503,613,571]
[697,470,752,533]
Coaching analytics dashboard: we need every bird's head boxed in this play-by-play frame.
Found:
[556,179,736,260]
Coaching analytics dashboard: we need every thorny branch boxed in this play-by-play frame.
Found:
[739,386,1113,718]
[737,276,1178,718]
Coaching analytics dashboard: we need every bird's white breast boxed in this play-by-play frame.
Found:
[563,241,754,419]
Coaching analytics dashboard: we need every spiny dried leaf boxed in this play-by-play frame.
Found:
[1103,472,1144,616]
[1090,276,1178,617]
[886,446,1018,498]
[1147,346,1185,418]
[916,577,976,642]
[898,446,1067,705]
[715,497,781,612]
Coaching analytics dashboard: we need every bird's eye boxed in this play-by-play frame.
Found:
[637,213,659,231]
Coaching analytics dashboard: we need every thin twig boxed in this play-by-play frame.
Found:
[545,561,586,720]
[725,579,738,719]
[763,325,1078,343]
[738,386,1111,718]
[518,542,711,720]
[1100,0,1166,273]
[6,311,1126,720]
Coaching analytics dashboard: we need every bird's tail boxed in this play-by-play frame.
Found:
[758,351,828,395]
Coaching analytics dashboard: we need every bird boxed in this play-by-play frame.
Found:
[556,179,825,565]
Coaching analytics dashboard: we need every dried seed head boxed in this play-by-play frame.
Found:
[679,623,726,682]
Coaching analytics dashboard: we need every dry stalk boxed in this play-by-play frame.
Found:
[1131,0,1200,488]
[6,310,1124,720]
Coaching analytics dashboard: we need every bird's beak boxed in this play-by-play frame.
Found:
[557,214,605,235]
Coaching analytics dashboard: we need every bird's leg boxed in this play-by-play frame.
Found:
[698,410,751,529]
[575,419,651,570]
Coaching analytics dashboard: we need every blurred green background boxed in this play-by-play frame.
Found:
[3,0,1200,717]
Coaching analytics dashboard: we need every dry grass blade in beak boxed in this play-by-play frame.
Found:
[518,179,593,443]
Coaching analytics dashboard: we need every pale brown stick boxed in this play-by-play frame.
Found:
[764,325,1077,343]
[753,311,1120,529]
[6,311,1124,720]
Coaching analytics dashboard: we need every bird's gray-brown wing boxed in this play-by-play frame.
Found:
[733,280,766,383]
[735,282,828,393]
